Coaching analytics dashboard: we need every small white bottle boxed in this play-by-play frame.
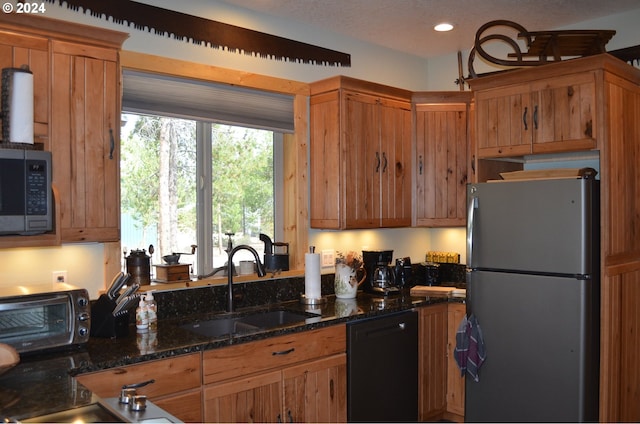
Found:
[136,297,149,332]
[146,291,158,331]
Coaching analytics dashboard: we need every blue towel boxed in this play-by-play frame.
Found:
[454,314,486,382]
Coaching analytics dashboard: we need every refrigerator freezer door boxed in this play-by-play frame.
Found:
[467,178,597,275]
[465,270,599,422]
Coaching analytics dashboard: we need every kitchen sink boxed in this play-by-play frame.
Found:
[236,310,312,329]
[180,316,260,338]
[180,309,317,339]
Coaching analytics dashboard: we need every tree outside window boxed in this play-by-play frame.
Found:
[120,113,274,276]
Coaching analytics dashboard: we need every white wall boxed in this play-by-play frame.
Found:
[41,0,431,91]
[0,2,637,295]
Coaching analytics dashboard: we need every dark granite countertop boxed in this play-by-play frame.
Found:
[0,277,464,421]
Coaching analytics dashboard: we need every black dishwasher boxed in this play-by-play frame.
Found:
[347,310,418,422]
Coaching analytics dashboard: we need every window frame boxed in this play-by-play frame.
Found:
[119,51,308,273]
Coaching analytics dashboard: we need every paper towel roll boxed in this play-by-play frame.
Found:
[2,67,34,144]
[304,253,322,299]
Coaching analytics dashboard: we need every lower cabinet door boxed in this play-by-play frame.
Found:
[447,303,466,418]
[282,354,347,423]
[203,370,283,423]
[154,389,202,423]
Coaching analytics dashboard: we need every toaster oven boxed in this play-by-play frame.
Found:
[0,284,90,354]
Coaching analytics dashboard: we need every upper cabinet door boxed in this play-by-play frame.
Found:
[379,97,411,228]
[51,41,120,242]
[414,101,469,227]
[343,91,381,229]
[475,84,533,158]
[530,72,597,153]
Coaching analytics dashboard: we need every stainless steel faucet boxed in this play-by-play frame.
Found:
[227,245,266,312]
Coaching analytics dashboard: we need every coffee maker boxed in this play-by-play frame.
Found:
[362,250,399,295]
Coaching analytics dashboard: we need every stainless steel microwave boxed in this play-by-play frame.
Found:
[0,284,90,354]
[0,148,52,235]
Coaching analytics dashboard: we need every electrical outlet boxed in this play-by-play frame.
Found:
[321,249,335,267]
[52,270,68,284]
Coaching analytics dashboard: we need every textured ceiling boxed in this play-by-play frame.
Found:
[220,0,639,58]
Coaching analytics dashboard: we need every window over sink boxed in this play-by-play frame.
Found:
[120,70,294,277]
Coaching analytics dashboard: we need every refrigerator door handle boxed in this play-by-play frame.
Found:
[467,192,478,269]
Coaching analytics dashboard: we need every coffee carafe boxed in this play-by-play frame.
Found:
[366,252,400,296]
[372,261,398,292]
[362,250,393,293]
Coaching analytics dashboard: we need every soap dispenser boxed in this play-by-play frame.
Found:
[136,297,148,332]
[145,291,157,331]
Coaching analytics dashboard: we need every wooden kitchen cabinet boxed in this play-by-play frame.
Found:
[310,76,412,229]
[418,303,447,421]
[51,39,122,243]
[203,325,346,423]
[282,354,347,422]
[446,302,466,421]
[418,302,467,422]
[474,70,596,158]
[0,15,127,247]
[75,352,203,423]
[413,92,472,227]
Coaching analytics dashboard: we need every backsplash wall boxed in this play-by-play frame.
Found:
[0,244,106,298]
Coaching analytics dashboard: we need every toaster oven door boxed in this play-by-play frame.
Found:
[0,295,74,353]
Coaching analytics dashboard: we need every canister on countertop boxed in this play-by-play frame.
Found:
[126,249,151,286]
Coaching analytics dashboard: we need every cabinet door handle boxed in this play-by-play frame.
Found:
[523,107,528,130]
[109,128,115,160]
[288,410,293,423]
[375,152,380,173]
[419,155,423,175]
[533,105,539,130]
[272,347,295,356]
[382,152,388,172]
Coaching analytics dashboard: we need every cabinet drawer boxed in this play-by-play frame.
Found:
[76,352,201,398]
[203,324,346,384]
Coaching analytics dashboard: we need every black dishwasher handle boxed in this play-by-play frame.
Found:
[366,322,409,338]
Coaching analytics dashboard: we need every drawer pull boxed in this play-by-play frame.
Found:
[122,379,155,389]
[272,347,295,356]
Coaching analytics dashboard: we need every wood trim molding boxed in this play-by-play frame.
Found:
[0,13,128,48]
[120,51,310,96]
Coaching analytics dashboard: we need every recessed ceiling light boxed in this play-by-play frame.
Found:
[434,23,454,32]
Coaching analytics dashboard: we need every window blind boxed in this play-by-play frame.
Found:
[122,69,295,133]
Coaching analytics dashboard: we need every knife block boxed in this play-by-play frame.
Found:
[90,294,130,338]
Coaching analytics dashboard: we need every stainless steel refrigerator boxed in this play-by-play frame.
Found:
[465,176,600,422]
